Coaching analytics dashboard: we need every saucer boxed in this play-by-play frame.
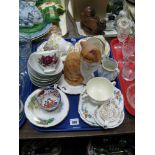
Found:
[24,88,69,128]
[57,74,84,95]
[94,100,124,129]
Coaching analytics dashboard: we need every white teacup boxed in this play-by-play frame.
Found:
[84,77,116,105]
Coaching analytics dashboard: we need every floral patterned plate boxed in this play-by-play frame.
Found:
[94,106,125,129]
[24,88,69,128]
[78,87,124,127]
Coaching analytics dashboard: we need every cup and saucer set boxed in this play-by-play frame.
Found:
[78,77,125,129]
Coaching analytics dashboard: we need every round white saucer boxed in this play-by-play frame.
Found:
[57,75,85,95]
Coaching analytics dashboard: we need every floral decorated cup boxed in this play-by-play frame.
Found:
[98,57,120,81]
[35,87,61,112]
[37,50,60,74]
[85,77,115,105]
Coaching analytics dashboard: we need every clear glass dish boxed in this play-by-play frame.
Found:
[126,83,135,109]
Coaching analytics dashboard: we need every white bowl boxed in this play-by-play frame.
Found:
[86,77,114,104]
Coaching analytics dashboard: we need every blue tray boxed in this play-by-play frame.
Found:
[26,37,121,132]
[19,114,27,128]
[19,70,32,128]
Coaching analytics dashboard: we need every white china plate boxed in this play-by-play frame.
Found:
[24,88,69,128]
[57,75,85,95]
[78,87,124,127]
[74,36,110,57]
[28,53,64,76]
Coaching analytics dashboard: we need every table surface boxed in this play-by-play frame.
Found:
[19,10,135,140]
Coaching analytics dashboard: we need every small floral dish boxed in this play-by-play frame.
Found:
[38,50,59,74]
[35,87,61,112]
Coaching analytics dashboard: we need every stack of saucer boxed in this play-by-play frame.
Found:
[27,51,63,87]
[78,77,125,129]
